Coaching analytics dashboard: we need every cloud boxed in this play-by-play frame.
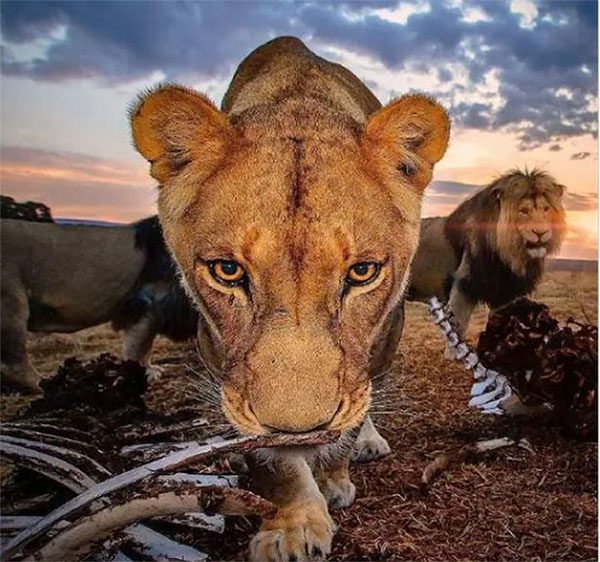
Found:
[571,151,591,160]
[0,0,596,149]
[423,180,480,215]
[563,191,597,211]
[0,146,155,221]
[425,179,599,216]
[429,180,480,196]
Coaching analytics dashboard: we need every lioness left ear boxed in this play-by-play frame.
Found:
[363,94,450,192]
[130,84,234,185]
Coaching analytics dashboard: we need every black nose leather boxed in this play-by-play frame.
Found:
[262,420,331,434]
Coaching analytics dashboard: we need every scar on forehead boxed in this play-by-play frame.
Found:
[241,226,261,262]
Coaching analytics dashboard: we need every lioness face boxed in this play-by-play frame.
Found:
[167,142,417,435]
[131,87,449,435]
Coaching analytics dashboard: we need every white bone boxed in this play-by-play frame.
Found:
[471,373,499,396]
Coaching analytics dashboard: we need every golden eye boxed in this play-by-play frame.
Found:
[347,262,380,286]
[209,260,246,286]
[519,208,530,216]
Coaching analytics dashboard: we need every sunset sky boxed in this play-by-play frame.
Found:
[1,0,597,259]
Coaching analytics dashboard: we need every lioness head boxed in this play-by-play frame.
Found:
[131,85,449,435]
[494,170,566,268]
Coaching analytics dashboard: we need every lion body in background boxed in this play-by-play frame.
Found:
[130,36,450,561]
[410,169,567,336]
[0,217,197,393]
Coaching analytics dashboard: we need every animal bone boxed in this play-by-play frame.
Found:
[1,435,112,480]
[24,483,273,561]
[2,426,104,457]
[428,297,513,414]
[0,440,97,494]
[2,430,338,559]
[0,438,210,561]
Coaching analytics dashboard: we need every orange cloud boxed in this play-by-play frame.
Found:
[1,146,155,222]
[1,145,597,260]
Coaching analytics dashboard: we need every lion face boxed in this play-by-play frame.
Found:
[494,171,566,272]
[514,194,561,259]
[130,86,449,435]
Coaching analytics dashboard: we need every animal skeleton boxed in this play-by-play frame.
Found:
[428,297,513,414]
[0,420,338,561]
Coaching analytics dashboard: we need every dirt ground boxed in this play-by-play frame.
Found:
[1,271,597,561]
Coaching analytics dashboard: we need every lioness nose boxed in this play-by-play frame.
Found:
[247,323,342,433]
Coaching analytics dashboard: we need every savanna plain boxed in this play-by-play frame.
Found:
[1,270,597,561]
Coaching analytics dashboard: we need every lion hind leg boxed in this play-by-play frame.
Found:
[351,415,391,463]
[445,271,477,358]
[122,314,163,382]
[1,291,41,394]
[249,456,335,561]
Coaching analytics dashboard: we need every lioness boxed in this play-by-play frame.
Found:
[410,169,567,338]
[0,217,197,393]
[130,36,449,560]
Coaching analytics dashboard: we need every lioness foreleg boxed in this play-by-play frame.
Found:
[248,454,335,561]
[314,452,356,510]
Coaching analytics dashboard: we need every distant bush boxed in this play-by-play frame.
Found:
[0,195,54,222]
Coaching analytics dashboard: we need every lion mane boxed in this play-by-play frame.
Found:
[444,168,566,308]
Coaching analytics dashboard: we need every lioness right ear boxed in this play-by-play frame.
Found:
[130,84,233,185]
[363,94,450,192]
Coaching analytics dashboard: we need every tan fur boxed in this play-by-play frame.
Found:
[0,219,178,393]
[131,36,449,560]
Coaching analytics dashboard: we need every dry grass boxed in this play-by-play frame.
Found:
[1,271,597,561]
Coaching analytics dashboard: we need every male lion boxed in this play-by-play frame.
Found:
[1,216,197,393]
[410,169,567,339]
[130,36,450,560]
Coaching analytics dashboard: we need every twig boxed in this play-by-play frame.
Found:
[421,437,516,490]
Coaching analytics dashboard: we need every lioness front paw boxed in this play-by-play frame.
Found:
[249,500,334,561]
[351,432,391,463]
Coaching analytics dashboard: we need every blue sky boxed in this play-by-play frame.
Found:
[0,0,597,258]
